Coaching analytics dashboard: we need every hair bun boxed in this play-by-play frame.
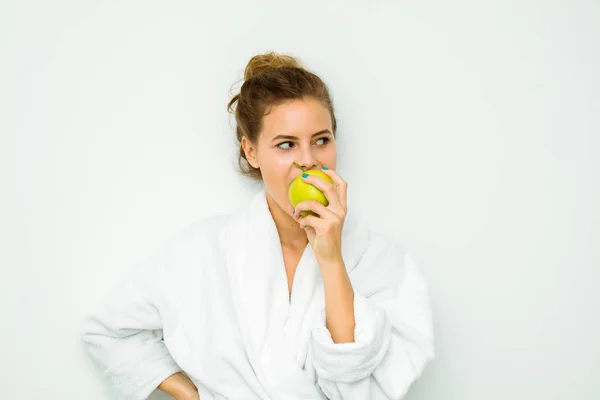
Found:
[244,51,302,81]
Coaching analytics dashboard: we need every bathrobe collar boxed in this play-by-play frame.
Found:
[225,186,370,378]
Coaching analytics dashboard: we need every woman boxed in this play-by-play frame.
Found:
[81,51,435,400]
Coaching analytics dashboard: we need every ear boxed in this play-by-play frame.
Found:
[241,136,259,169]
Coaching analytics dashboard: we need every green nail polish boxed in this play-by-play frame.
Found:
[322,167,328,170]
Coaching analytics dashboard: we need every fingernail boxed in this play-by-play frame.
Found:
[292,209,295,214]
[302,173,308,178]
[321,167,328,170]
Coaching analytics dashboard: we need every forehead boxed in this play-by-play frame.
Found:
[261,98,332,138]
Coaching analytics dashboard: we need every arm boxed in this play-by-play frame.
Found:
[320,258,356,344]
[312,246,435,400]
[158,372,199,400]
[80,244,193,400]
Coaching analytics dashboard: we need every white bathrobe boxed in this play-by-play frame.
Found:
[81,188,435,400]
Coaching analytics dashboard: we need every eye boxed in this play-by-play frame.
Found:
[277,141,294,150]
[276,137,330,150]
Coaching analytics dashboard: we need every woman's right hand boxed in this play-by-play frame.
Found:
[158,372,200,400]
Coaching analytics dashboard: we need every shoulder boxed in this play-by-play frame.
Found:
[353,218,409,265]
[152,213,231,268]
[348,220,424,293]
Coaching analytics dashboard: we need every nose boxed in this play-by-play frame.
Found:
[295,151,318,171]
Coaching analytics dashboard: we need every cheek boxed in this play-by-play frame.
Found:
[260,153,289,180]
[324,147,337,165]
[271,154,291,170]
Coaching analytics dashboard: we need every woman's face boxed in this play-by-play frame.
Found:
[242,96,337,217]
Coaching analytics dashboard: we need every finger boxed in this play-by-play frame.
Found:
[293,200,338,220]
[298,214,328,231]
[318,167,347,209]
[301,174,340,210]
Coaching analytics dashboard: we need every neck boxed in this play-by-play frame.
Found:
[265,192,308,250]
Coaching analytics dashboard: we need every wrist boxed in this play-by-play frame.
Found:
[318,256,345,273]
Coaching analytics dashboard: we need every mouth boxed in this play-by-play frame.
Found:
[289,162,306,186]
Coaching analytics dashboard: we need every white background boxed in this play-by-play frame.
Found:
[2,0,599,399]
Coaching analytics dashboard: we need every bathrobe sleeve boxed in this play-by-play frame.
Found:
[80,244,182,400]
[311,244,435,399]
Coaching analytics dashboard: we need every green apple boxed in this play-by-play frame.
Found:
[289,168,334,218]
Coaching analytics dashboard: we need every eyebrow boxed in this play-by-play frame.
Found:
[271,129,332,142]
